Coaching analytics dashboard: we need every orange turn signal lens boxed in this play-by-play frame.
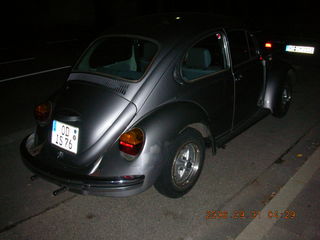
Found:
[34,102,52,122]
[119,128,144,155]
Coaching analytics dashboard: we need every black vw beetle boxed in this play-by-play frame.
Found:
[21,13,293,198]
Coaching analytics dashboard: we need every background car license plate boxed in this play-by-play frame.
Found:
[285,45,315,54]
[51,120,79,154]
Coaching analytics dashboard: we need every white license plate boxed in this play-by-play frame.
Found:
[51,120,79,154]
[285,45,315,54]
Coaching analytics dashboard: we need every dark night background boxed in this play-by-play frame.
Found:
[0,0,318,48]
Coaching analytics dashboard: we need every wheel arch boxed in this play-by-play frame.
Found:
[263,60,295,113]
[181,122,216,153]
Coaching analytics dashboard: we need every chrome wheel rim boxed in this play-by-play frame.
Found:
[172,142,201,189]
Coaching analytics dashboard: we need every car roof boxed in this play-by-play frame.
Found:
[103,13,244,44]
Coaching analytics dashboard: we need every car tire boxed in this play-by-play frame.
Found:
[154,128,205,198]
[273,77,292,118]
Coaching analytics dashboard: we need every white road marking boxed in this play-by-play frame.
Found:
[234,147,320,240]
[0,66,71,83]
[0,57,35,65]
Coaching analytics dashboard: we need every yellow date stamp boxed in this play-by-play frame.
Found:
[206,210,296,219]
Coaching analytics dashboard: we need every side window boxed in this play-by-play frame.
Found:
[227,30,249,65]
[247,33,259,58]
[181,33,227,81]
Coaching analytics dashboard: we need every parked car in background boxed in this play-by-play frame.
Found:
[255,29,318,67]
[21,13,294,198]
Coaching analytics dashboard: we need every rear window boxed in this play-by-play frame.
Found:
[74,36,158,81]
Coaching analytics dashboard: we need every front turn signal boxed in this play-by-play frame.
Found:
[119,128,144,156]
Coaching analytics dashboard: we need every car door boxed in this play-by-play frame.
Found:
[178,31,234,137]
[227,30,264,127]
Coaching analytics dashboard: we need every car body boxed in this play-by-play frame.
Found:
[21,13,293,198]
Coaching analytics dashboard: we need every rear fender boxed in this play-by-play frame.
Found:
[136,102,213,153]
[131,102,213,185]
[90,101,214,194]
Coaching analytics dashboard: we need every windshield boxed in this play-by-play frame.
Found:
[74,36,158,81]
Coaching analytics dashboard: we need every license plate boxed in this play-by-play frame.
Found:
[51,120,79,154]
[285,45,315,54]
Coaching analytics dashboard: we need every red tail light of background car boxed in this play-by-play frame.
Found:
[265,42,272,48]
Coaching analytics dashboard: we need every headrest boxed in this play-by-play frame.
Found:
[185,48,211,69]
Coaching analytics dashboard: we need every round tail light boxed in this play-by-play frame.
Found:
[119,128,144,156]
[34,102,52,123]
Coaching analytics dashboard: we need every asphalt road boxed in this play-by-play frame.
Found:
[0,53,320,239]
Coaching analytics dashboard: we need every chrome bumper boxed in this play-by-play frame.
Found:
[20,135,145,197]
